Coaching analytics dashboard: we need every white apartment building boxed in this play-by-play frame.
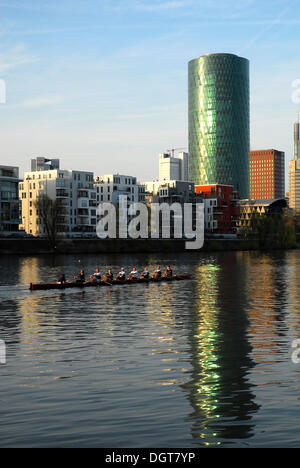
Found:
[19,168,97,236]
[159,152,189,182]
[143,180,195,204]
[94,174,146,205]
[0,165,20,233]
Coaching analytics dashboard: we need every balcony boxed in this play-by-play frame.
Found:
[56,190,69,198]
[78,209,89,217]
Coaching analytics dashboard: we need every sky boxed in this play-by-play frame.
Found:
[1,0,300,188]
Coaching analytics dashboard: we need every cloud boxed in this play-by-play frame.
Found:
[135,1,186,11]
[14,95,64,109]
[0,43,39,74]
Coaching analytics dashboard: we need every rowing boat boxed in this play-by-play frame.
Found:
[29,274,192,291]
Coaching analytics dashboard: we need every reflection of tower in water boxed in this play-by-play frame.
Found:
[184,254,259,446]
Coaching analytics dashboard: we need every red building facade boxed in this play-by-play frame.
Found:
[250,149,285,200]
[195,184,240,233]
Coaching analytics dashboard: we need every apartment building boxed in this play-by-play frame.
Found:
[0,165,21,233]
[144,180,195,204]
[195,184,240,234]
[94,174,146,205]
[19,168,97,236]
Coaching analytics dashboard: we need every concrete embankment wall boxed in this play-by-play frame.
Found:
[0,238,261,256]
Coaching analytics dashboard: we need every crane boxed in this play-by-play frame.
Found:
[166,147,187,158]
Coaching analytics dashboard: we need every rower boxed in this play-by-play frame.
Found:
[75,270,85,283]
[104,269,114,282]
[164,265,173,278]
[57,274,66,284]
[90,268,102,283]
[117,268,126,281]
[153,265,162,279]
[141,267,150,279]
[129,267,139,280]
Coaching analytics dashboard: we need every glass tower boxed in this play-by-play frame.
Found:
[188,53,250,199]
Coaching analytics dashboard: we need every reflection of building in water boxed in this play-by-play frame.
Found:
[241,252,290,362]
[286,250,300,332]
[184,256,259,446]
[20,257,40,285]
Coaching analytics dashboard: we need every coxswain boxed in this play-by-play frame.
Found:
[117,268,126,281]
[164,265,173,278]
[141,267,150,279]
[57,274,66,284]
[129,267,139,280]
[153,265,162,279]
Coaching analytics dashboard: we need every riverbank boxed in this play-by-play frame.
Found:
[0,237,293,255]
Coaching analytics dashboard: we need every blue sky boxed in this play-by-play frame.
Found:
[1,0,300,188]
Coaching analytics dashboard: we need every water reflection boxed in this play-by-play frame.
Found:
[244,252,290,364]
[184,254,259,446]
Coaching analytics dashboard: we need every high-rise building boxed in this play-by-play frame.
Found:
[0,165,21,233]
[159,152,189,181]
[294,122,300,159]
[289,120,300,213]
[188,53,250,198]
[250,149,285,200]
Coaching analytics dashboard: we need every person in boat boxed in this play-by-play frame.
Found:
[152,265,162,279]
[141,267,150,280]
[90,269,102,283]
[129,267,139,280]
[74,270,85,283]
[116,268,126,281]
[57,274,66,284]
[104,269,114,282]
[164,265,173,278]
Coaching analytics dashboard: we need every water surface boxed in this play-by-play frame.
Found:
[0,250,300,447]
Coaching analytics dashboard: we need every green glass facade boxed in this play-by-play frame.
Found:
[188,53,250,199]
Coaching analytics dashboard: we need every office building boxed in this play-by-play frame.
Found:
[0,165,21,233]
[294,122,300,159]
[250,149,285,200]
[237,199,287,229]
[19,167,97,236]
[188,53,250,198]
[159,152,189,182]
[289,121,300,213]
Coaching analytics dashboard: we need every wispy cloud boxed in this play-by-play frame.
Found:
[239,0,298,53]
[135,1,186,11]
[0,43,38,74]
[14,95,64,109]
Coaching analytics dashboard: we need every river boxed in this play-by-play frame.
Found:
[0,250,300,447]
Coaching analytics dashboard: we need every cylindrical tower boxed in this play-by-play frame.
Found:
[188,53,250,199]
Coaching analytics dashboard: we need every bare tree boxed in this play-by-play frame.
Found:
[34,195,65,248]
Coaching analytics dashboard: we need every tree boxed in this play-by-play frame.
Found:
[34,195,65,248]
